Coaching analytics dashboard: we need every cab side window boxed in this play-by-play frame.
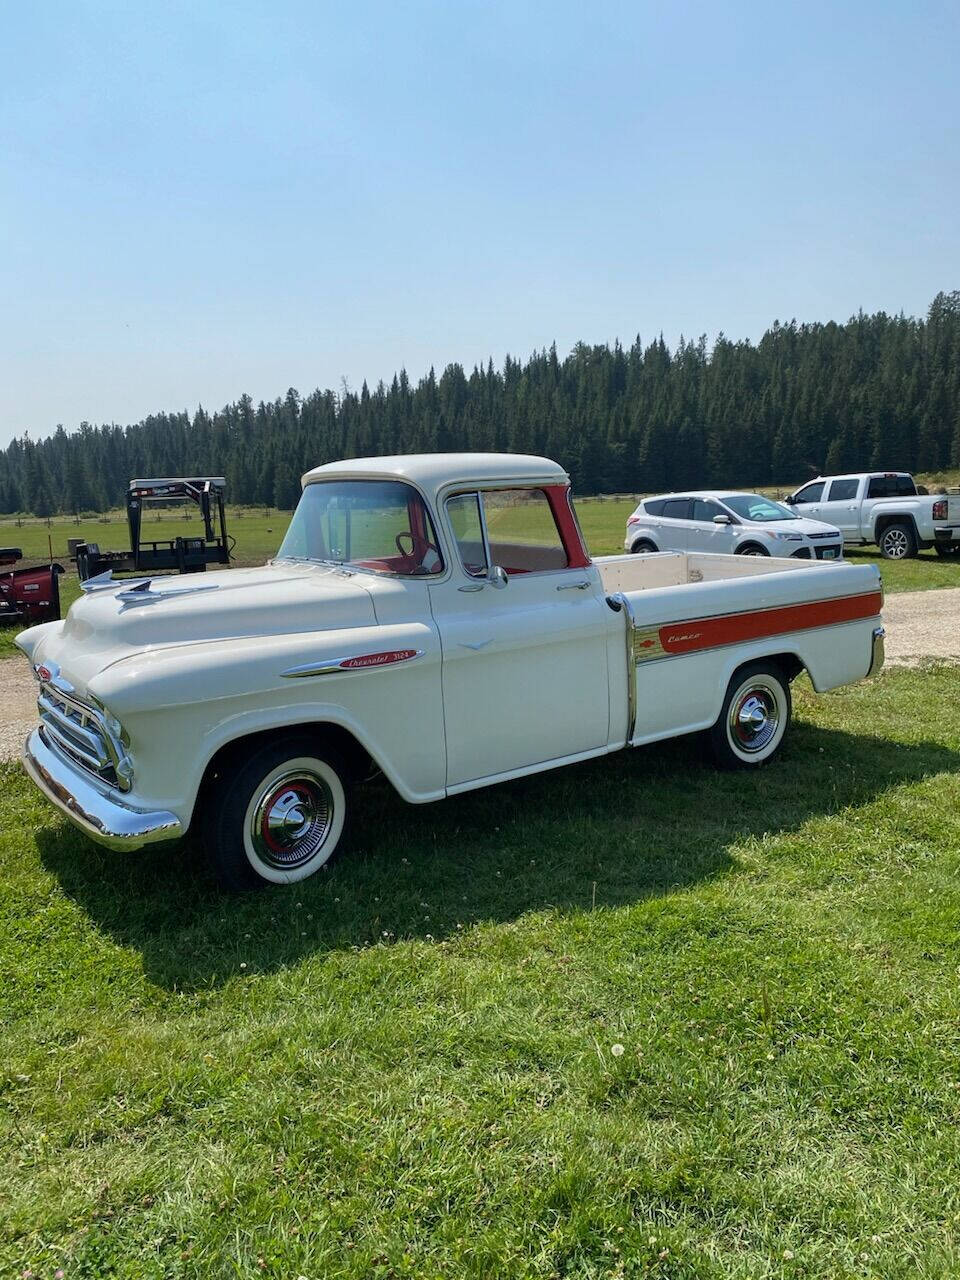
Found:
[482,489,567,573]
[793,482,824,504]
[827,479,859,501]
[446,488,568,577]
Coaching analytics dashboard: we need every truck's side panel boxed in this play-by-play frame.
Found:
[606,559,882,746]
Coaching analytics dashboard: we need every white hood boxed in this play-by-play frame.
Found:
[24,561,377,695]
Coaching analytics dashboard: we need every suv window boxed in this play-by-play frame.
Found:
[827,479,859,501]
[692,499,725,523]
[661,498,692,520]
[643,499,665,516]
[792,482,824,504]
[448,488,568,577]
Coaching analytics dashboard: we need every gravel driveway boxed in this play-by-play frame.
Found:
[1,587,957,762]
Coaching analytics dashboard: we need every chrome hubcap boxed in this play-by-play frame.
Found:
[730,686,780,753]
[883,529,908,558]
[251,770,333,869]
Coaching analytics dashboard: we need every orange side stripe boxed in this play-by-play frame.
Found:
[658,590,883,656]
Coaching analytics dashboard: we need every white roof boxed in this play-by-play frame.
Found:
[645,490,788,502]
[301,453,567,500]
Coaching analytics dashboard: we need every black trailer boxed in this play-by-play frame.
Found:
[75,477,232,582]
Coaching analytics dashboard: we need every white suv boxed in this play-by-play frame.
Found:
[624,491,845,560]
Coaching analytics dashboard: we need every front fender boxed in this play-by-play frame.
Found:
[89,622,447,821]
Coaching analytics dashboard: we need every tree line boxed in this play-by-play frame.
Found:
[2,291,959,516]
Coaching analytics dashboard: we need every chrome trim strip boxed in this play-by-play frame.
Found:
[608,592,639,743]
[868,625,885,676]
[280,649,425,679]
[23,728,182,851]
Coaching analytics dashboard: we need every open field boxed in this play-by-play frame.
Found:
[3,665,960,1277]
[1,495,958,660]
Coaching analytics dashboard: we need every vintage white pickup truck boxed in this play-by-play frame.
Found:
[17,453,885,890]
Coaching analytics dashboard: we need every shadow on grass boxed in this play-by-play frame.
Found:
[37,720,960,991]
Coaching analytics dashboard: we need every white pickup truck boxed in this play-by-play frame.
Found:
[17,453,885,890]
[787,471,960,559]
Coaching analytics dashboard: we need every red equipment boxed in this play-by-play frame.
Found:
[0,547,64,626]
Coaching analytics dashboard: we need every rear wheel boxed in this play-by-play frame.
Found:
[204,735,350,891]
[879,521,917,560]
[630,539,658,554]
[707,662,791,769]
[934,542,960,559]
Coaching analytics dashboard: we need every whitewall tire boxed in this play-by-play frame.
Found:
[708,662,791,769]
[205,736,350,890]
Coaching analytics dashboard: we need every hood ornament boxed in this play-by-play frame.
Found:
[78,569,220,606]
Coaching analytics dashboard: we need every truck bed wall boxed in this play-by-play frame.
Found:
[595,550,830,595]
[601,556,883,747]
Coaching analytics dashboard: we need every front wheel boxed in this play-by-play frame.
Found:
[879,521,917,560]
[707,662,791,769]
[204,735,350,890]
[736,544,769,557]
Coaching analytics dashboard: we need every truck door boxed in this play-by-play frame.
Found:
[430,486,611,788]
[816,478,862,538]
[789,480,826,520]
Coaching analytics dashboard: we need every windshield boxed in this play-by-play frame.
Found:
[723,494,798,523]
[276,480,444,576]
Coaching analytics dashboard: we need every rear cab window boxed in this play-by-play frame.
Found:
[867,475,917,498]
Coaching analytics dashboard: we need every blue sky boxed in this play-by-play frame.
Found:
[1,0,957,447]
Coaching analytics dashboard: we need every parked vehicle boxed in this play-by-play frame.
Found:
[786,472,960,560]
[624,491,844,561]
[17,453,884,890]
[0,547,64,626]
[75,477,231,582]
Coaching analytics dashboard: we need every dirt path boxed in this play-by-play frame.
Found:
[1,588,956,762]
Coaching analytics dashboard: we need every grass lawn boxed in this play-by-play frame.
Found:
[3,665,960,1277]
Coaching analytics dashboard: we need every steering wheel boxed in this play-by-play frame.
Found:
[396,530,440,572]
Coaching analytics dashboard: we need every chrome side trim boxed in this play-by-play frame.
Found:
[280,649,425,679]
[608,591,639,743]
[868,625,885,676]
[23,728,182,851]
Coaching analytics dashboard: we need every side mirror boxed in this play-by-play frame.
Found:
[712,513,732,525]
[486,565,509,589]
[785,496,797,505]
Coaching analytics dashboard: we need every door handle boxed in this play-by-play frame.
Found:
[556,580,591,591]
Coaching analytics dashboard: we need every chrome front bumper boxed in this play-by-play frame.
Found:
[23,727,183,851]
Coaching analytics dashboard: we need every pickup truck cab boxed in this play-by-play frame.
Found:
[17,453,885,890]
[787,472,960,559]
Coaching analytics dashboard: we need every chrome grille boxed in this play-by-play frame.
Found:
[37,679,128,790]
[807,532,840,541]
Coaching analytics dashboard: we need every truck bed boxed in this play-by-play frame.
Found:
[595,549,840,594]
[594,550,883,748]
